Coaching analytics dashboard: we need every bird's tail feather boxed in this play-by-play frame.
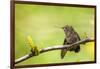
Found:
[74,45,80,53]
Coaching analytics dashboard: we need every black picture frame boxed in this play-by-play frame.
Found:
[10,0,96,69]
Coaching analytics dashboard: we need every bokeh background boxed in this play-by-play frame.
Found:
[15,3,95,66]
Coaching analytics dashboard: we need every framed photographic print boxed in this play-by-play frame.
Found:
[10,0,96,69]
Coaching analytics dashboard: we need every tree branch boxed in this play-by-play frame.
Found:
[15,37,94,64]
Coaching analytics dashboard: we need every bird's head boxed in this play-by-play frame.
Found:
[61,25,74,33]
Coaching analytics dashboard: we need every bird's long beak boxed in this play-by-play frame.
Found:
[54,26,63,29]
[60,27,64,29]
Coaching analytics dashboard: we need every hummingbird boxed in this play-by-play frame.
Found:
[61,25,81,59]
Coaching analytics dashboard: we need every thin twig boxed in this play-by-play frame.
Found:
[15,37,94,64]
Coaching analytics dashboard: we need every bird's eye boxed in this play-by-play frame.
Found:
[64,28,66,31]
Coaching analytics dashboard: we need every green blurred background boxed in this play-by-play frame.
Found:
[15,4,95,66]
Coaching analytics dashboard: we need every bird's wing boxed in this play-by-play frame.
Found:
[61,38,68,59]
[73,31,81,53]
[74,31,81,40]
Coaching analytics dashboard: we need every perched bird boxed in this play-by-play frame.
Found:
[61,25,80,59]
